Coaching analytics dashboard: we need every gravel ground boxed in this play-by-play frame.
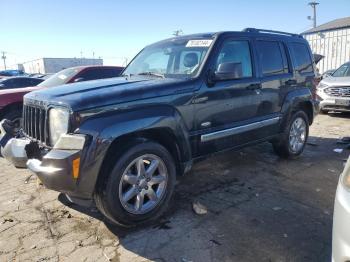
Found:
[0,113,349,262]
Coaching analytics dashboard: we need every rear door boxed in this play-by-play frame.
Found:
[289,42,315,94]
[255,39,293,116]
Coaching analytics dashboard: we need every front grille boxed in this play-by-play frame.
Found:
[324,86,350,97]
[23,104,48,145]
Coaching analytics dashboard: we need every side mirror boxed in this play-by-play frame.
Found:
[73,77,84,82]
[214,62,243,81]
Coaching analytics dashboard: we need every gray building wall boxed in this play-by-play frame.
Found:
[303,28,350,73]
[21,58,103,74]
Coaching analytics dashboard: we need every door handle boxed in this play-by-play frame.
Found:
[246,83,262,90]
[285,79,297,85]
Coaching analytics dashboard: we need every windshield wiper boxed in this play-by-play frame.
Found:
[121,73,134,78]
[137,72,165,78]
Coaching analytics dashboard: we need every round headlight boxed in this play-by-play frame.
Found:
[49,108,69,146]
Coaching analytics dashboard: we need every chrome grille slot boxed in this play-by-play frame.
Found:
[34,108,40,140]
[23,104,47,145]
[39,109,44,142]
[29,106,33,137]
[22,106,26,132]
[324,86,350,97]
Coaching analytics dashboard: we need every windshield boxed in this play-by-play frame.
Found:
[123,38,214,79]
[38,67,79,87]
[332,63,350,77]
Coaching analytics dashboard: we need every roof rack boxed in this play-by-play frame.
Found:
[242,28,302,38]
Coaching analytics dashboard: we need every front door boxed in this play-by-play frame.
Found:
[193,37,264,156]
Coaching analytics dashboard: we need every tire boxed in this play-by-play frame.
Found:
[2,108,22,132]
[94,141,176,227]
[320,109,328,115]
[273,111,309,158]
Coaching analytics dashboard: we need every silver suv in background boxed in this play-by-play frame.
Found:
[317,61,350,113]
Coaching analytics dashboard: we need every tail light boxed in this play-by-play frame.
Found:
[311,77,319,100]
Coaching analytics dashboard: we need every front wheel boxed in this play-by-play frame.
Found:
[273,111,309,158]
[3,108,22,133]
[94,141,176,227]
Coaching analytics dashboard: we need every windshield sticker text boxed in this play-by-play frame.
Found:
[186,39,213,47]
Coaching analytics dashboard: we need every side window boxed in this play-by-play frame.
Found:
[2,79,14,88]
[77,69,102,81]
[78,68,122,81]
[30,79,43,86]
[256,40,286,76]
[12,78,31,88]
[291,43,313,74]
[215,40,253,78]
[279,43,290,73]
[99,68,122,78]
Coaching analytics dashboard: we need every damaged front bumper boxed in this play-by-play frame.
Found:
[0,120,87,196]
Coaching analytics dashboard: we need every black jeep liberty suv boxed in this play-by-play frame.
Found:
[0,28,319,226]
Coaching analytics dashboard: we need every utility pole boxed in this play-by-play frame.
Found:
[80,50,83,65]
[173,30,183,37]
[1,51,6,70]
[308,2,319,28]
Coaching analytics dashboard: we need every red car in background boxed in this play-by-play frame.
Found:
[0,65,124,128]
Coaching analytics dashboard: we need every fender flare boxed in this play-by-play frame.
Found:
[280,87,315,131]
[75,105,192,197]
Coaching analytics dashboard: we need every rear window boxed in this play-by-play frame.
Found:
[256,41,288,76]
[290,43,313,74]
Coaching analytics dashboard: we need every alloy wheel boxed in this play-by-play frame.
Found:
[289,117,307,153]
[118,154,168,214]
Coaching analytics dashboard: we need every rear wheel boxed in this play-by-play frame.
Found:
[94,141,176,227]
[273,111,309,158]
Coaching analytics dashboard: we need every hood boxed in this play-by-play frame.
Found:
[24,76,193,111]
[0,85,43,95]
[321,76,350,87]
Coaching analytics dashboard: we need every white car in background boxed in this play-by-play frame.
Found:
[317,62,350,114]
[333,156,350,261]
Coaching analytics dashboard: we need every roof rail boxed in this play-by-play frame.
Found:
[242,28,302,38]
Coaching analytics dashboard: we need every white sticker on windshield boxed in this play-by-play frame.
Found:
[58,74,67,80]
[186,39,213,47]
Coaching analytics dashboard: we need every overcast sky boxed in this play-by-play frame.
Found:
[1,0,349,69]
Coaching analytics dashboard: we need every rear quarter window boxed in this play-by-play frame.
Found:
[290,43,314,74]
